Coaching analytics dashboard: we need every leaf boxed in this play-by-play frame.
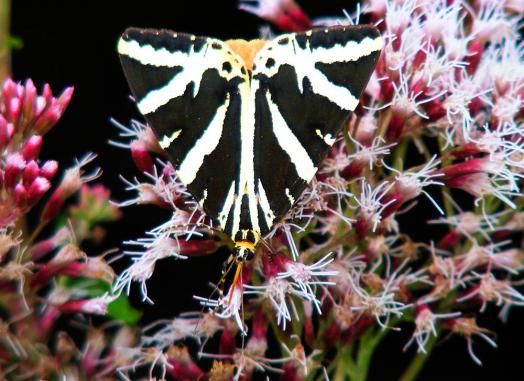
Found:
[7,36,23,50]
[59,276,141,325]
[107,294,142,324]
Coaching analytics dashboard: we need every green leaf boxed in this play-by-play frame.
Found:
[7,35,23,50]
[59,276,111,296]
[107,294,142,324]
[59,275,141,325]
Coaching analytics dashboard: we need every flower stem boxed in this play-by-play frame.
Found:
[399,335,437,381]
[0,0,11,82]
[332,327,389,381]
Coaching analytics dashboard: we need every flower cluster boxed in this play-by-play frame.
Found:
[0,78,128,379]
[112,0,524,380]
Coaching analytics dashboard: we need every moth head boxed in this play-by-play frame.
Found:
[234,240,256,262]
[225,39,267,72]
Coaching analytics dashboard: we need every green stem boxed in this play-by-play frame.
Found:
[333,347,354,381]
[353,328,388,381]
[0,0,11,82]
[332,327,390,381]
[399,335,437,381]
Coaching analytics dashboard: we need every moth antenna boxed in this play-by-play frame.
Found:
[193,253,236,337]
[208,253,236,307]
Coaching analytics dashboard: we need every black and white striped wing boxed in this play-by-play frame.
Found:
[251,26,383,235]
[118,28,250,233]
[117,26,382,244]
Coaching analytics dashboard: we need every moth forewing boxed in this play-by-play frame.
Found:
[117,25,383,268]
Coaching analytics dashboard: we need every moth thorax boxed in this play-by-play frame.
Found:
[224,39,266,72]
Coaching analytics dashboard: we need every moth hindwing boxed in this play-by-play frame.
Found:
[118,25,383,244]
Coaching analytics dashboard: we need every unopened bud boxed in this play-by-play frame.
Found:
[40,160,59,180]
[130,139,154,173]
[23,160,40,186]
[22,135,43,161]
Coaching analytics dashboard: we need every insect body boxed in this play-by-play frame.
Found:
[118,25,383,281]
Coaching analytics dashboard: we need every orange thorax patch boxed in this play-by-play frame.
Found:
[225,39,266,72]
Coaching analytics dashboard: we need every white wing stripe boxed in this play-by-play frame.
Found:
[137,65,205,114]
[265,92,317,182]
[257,180,275,229]
[118,39,189,67]
[218,181,236,228]
[307,69,359,111]
[311,36,384,64]
[177,95,230,185]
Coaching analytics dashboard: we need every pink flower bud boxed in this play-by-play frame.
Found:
[30,239,57,261]
[23,160,40,186]
[219,328,237,355]
[31,262,66,288]
[58,295,113,315]
[380,193,404,219]
[239,0,311,32]
[285,1,311,30]
[40,160,59,180]
[252,310,268,340]
[438,230,462,250]
[380,80,395,103]
[130,139,154,173]
[22,79,38,122]
[469,97,484,117]
[13,183,28,207]
[449,143,483,160]
[386,113,405,142]
[0,116,14,149]
[1,78,18,105]
[33,105,63,135]
[262,251,287,278]
[57,86,74,109]
[340,162,364,180]
[440,158,495,180]
[37,306,60,337]
[42,156,100,222]
[41,189,65,222]
[4,153,26,188]
[355,218,370,240]
[466,40,483,75]
[7,98,22,126]
[34,96,46,116]
[424,100,447,122]
[27,177,51,205]
[41,83,53,104]
[444,173,488,197]
[22,135,42,161]
[412,49,427,70]
[140,125,164,154]
[179,239,219,257]
[166,347,205,381]
[275,12,310,32]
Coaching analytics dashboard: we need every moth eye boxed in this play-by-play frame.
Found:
[253,64,257,71]
[265,58,275,68]
[278,37,289,45]
[211,42,222,49]
[222,62,232,73]
[241,67,247,75]
[245,250,254,261]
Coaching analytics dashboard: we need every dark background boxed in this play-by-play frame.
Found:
[10,1,524,380]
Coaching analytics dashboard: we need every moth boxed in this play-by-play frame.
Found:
[118,25,383,285]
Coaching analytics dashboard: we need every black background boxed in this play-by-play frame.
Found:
[10,1,524,380]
